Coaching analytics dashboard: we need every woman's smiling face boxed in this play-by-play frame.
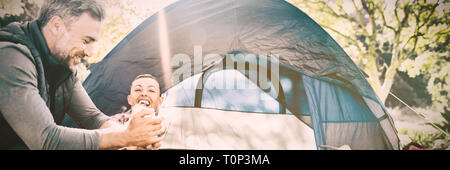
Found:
[127,77,162,111]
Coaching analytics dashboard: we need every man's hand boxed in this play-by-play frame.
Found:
[123,109,164,147]
[145,112,169,150]
[99,108,164,150]
[118,113,165,150]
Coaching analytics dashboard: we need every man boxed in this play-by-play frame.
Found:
[111,74,165,150]
[0,0,164,150]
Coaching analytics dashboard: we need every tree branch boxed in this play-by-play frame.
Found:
[399,2,411,30]
[378,5,396,32]
[401,1,440,60]
[390,1,412,68]
[352,0,370,36]
[361,0,377,36]
[394,0,401,25]
[321,25,364,55]
[316,0,360,24]
[417,2,439,30]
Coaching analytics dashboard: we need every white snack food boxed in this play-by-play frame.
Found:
[132,105,155,117]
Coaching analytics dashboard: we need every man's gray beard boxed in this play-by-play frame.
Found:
[62,55,74,68]
[53,49,74,69]
[54,47,81,69]
[58,53,73,68]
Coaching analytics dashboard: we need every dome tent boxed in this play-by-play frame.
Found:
[69,0,400,149]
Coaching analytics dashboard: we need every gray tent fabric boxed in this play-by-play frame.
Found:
[82,0,380,115]
[302,75,393,149]
[64,0,400,149]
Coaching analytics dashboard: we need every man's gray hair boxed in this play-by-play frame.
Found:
[37,0,105,28]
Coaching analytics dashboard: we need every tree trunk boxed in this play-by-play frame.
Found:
[379,66,397,103]
[364,56,385,101]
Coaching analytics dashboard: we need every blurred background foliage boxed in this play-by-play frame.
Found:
[1,0,448,149]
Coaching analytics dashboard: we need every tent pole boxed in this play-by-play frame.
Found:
[389,91,449,137]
